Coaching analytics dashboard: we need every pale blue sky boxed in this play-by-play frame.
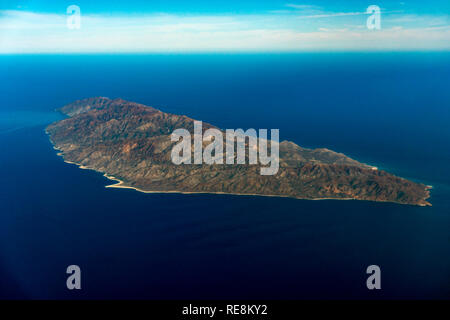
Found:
[0,1,449,52]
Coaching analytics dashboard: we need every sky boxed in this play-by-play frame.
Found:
[0,0,449,53]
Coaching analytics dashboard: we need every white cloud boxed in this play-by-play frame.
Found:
[285,4,320,10]
[387,13,449,26]
[300,11,366,19]
[0,10,449,53]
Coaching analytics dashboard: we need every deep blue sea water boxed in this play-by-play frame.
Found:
[0,53,449,299]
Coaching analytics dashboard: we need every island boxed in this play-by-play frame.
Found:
[46,97,431,206]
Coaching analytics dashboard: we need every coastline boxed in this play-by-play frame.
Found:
[45,129,431,207]
[103,173,357,201]
[102,175,431,206]
[52,151,432,207]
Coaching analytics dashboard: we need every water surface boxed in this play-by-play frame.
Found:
[0,53,449,299]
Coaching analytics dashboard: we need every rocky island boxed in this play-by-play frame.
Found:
[46,97,431,206]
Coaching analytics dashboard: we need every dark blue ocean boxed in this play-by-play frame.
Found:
[0,53,449,299]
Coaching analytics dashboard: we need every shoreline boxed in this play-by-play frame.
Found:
[55,153,433,207]
[45,129,431,207]
[103,173,358,201]
[103,175,431,206]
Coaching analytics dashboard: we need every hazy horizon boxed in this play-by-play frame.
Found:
[1,0,449,53]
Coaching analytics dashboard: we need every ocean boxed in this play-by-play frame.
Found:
[0,53,449,299]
